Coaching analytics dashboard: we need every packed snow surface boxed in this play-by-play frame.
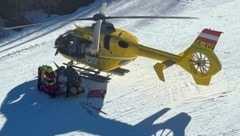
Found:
[0,0,240,136]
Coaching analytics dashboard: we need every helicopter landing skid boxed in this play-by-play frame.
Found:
[80,72,111,82]
[108,68,130,76]
[79,67,130,82]
[63,63,110,82]
[63,63,129,82]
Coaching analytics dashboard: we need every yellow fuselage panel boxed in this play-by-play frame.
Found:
[75,27,139,56]
[63,27,183,71]
[68,27,141,70]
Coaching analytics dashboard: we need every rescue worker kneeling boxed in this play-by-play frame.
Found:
[64,61,84,98]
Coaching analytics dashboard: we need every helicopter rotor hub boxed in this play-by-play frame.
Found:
[93,13,106,21]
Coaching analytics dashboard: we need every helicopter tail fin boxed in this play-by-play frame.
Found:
[154,29,222,85]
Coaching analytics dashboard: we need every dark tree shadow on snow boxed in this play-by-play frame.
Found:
[0,80,191,136]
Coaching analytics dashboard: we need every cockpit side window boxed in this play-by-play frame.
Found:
[118,41,129,48]
[104,35,111,50]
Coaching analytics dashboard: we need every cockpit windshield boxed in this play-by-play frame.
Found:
[55,32,92,60]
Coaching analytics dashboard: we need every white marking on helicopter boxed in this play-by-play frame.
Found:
[199,33,219,41]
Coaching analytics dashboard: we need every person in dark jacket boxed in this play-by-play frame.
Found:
[64,60,79,98]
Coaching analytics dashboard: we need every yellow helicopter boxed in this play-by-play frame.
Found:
[53,3,222,85]
[3,3,222,84]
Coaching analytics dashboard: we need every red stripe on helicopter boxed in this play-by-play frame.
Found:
[202,29,222,37]
[197,36,218,45]
[197,29,222,45]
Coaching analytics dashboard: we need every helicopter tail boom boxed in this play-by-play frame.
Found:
[154,29,222,85]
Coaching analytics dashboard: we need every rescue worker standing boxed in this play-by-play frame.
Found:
[64,60,78,98]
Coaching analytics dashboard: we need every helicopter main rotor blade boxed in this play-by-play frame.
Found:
[105,16,198,20]
[1,22,48,30]
[91,19,102,55]
[2,18,94,30]
[2,19,78,30]
[74,18,95,21]
[72,15,198,22]
[99,2,107,14]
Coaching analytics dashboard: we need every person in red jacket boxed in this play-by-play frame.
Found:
[44,71,57,98]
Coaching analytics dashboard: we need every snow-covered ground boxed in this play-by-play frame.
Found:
[0,0,240,135]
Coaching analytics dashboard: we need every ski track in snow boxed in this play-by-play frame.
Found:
[1,0,240,136]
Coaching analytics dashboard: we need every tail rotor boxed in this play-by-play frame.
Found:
[178,29,222,85]
[154,29,222,85]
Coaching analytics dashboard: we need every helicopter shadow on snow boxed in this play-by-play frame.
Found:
[0,79,191,136]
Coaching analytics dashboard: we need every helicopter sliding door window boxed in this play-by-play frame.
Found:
[104,35,111,50]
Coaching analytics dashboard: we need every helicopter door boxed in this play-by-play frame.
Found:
[67,35,86,60]
[76,39,92,60]
[70,39,84,60]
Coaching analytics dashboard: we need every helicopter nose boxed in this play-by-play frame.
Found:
[55,39,60,47]
[54,43,59,48]
[54,37,63,49]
